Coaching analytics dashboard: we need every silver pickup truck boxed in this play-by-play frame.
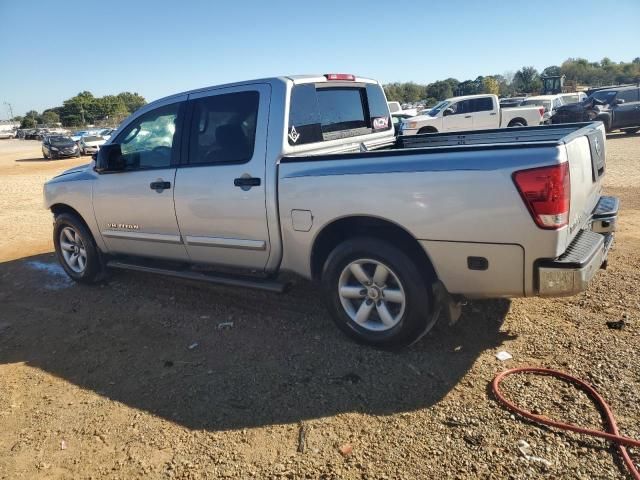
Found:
[44,74,618,348]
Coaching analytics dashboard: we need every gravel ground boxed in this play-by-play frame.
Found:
[0,134,638,479]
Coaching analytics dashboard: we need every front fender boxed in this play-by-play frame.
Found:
[44,167,107,252]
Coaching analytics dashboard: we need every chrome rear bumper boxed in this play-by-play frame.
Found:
[536,196,618,297]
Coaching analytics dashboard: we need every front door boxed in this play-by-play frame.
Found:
[92,99,189,261]
[441,99,473,132]
[173,84,271,270]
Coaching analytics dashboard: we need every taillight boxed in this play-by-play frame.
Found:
[324,73,356,81]
[512,163,570,229]
[538,107,545,118]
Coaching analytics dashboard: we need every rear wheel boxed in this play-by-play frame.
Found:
[53,213,103,284]
[322,237,436,349]
[508,120,525,127]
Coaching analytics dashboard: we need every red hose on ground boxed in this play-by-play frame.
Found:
[491,367,640,479]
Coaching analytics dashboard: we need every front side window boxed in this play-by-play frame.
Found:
[188,91,259,165]
[448,100,470,115]
[116,103,180,169]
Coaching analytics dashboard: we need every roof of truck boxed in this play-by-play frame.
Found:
[143,74,378,110]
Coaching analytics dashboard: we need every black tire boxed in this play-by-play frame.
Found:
[321,237,435,349]
[508,120,525,127]
[418,127,437,134]
[53,213,103,284]
[623,128,639,135]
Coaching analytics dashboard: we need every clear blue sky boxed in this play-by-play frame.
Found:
[1,0,639,119]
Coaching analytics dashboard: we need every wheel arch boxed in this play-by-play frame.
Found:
[310,215,438,284]
[507,117,527,127]
[418,126,438,134]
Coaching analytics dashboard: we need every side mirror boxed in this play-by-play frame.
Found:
[614,98,625,105]
[443,108,454,116]
[95,143,125,173]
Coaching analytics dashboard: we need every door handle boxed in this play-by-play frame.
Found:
[234,177,261,188]
[464,115,472,118]
[490,112,497,116]
[150,180,171,191]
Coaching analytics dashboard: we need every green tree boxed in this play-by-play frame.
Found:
[41,110,60,125]
[541,65,561,77]
[116,92,146,113]
[20,110,40,128]
[513,66,542,93]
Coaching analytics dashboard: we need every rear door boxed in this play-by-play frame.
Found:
[613,88,640,128]
[441,99,473,132]
[173,84,271,270]
[470,97,497,130]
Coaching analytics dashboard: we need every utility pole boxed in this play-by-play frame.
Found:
[3,102,14,122]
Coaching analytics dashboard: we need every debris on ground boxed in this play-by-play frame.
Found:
[517,439,552,467]
[606,319,625,330]
[338,443,353,457]
[217,321,234,330]
[495,351,513,361]
[187,342,199,350]
[297,423,307,453]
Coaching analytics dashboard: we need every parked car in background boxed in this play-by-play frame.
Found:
[559,92,587,105]
[43,73,615,348]
[391,113,413,136]
[42,135,81,159]
[519,95,565,124]
[70,130,90,142]
[0,129,16,139]
[79,135,106,155]
[499,96,526,108]
[553,85,640,133]
[401,94,543,135]
[388,101,418,117]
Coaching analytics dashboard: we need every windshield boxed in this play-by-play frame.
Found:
[427,101,450,116]
[590,91,617,104]
[49,136,74,145]
[83,135,104,142]
[521,99,552,111]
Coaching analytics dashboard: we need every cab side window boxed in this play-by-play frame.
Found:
[116,103,180,170]
[617,89,639,103]
[470,97,494,112]
[188,91,259,165]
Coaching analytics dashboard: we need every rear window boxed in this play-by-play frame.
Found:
[288,83,391,145]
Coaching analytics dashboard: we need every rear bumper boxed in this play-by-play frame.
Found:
[536,196,618,296]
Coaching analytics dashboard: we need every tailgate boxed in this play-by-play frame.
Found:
[564,122,606,248]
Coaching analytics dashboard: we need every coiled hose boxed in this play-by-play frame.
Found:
[491,367,639,479]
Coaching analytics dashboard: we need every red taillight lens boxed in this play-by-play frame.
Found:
[513,162,570,229]
[538,107,545,118]
[324,73,356,81]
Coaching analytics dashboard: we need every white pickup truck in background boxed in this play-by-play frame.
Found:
[401,94,543,135]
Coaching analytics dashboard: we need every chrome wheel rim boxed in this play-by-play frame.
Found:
[59,226,87,273]
[338,259,406,332]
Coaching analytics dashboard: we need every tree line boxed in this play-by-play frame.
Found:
[384,57,640,104]
[18,91,147,129]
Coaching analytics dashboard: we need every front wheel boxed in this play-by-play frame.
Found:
[321,237,435,349]
[53,213,103,283]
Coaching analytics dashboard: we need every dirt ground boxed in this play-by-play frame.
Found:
[0,135,638,479]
